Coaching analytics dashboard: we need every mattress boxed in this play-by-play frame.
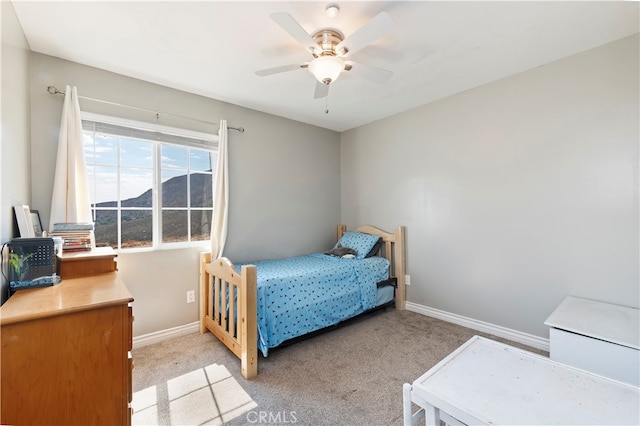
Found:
[376,284,395,307]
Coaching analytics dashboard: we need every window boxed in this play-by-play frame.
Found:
[82,113,217,250]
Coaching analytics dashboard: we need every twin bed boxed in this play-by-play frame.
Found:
[199,225,406,378]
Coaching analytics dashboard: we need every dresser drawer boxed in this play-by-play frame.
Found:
[128,305,134,351]
[128,352,134,403]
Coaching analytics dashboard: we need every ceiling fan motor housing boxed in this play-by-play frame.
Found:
[312,29,346,57]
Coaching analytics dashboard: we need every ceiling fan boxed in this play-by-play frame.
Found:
[256,5,396,99]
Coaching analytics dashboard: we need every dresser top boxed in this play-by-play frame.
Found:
[544,296,639,349]
[1,272,133,325]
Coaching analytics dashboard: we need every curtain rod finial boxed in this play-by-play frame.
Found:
[47,86,63,95]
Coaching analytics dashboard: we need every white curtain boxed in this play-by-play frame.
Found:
[49,86,92,230]
[210,119,229,259]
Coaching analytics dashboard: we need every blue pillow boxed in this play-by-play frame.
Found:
[335,231,381,259]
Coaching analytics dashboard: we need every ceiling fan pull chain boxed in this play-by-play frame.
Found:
[325,92,329,114]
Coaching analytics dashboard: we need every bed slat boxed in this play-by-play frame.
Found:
[228,284,236,340]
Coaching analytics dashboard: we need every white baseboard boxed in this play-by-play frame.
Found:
[133,321,200,349]
[406,302,550,352]
[132,306,549,352]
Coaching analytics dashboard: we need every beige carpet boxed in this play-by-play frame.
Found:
[132,308,546,426]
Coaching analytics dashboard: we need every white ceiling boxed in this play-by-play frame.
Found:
[11,1,639,132]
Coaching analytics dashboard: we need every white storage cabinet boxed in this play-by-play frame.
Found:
[545,296,639,386]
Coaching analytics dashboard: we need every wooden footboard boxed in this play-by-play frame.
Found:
[199,253,258,379]
[200,224,406,379]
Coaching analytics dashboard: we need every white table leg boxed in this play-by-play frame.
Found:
[403,383,413,426]
[425,403,440,426]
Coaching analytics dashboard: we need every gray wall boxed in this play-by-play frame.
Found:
[340,35,639,338]
[29,54,341,336]
[7,14,638,342]
[1,1,31,304]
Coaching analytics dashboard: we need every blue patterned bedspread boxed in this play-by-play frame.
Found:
[238,253,390,357]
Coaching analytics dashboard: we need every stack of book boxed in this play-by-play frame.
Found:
[50,222,95,252]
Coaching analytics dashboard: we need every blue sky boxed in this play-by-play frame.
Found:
[84,133,213,204]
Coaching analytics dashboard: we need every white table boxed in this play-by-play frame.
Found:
[403,336,640,426]
[545,296,639,386]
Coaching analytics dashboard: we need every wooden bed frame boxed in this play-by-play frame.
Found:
[199,224,406,379]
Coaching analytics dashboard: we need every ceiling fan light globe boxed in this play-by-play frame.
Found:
[309,56,344,85]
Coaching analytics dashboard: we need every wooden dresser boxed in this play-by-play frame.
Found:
[1,272,134,425]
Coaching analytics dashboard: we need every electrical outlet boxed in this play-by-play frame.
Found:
[187,290,195,303]
[405,274,411,286]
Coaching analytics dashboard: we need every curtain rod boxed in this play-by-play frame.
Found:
[46,85,244,133]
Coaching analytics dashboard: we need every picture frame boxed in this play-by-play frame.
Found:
[13,205,35,237]
[31,210,43,237]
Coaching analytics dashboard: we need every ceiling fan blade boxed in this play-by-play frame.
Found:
[313,81,329,99]
[255,63,307,77]
[336,11,395,58]
[271,12,322,55]
[347,61,393,84]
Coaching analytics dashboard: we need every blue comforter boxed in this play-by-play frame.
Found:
[238,253,390,357]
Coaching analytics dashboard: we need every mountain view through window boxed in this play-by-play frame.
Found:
[83,118,216,249]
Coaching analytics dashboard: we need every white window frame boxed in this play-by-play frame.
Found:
[82,112,218,252]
